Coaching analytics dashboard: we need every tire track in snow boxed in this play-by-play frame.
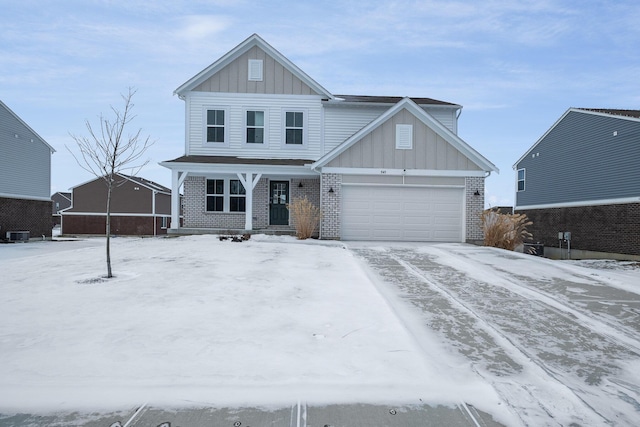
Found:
[398,246,639,425]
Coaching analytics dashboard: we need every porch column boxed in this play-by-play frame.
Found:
[237,172,262,231]
[170,170,187,229]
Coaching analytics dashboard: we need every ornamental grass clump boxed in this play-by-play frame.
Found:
[287,196,321,240]
[481,210,533,251]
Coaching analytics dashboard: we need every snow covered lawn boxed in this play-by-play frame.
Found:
[0,236,499,416]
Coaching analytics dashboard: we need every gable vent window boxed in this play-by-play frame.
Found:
[396,124,413,149]
[248,59,263,81]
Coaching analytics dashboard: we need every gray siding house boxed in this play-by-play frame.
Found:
[0,100,55,239]
[162,34,498,242]
[514,108,640,257]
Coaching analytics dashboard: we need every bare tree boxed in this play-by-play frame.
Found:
[68,88,154,278]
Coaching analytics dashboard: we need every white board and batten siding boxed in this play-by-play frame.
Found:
[341,185,464,242]
[185,92,324,159]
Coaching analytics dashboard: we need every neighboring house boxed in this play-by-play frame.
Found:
[61,174,173,236]
[51,191,72,225]
[514,108,640,257]
[161,34,498,242]
[0,100,55,239]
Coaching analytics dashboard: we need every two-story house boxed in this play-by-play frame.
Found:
[61,173,173,236]
[0,100,55,240]
[514,108,640,258]
[161,34,497,242]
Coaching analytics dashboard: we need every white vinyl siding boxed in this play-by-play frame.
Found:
[186,93,323,158]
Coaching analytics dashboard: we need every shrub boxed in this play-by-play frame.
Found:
[481,210,533,251]
[287,196,321,239]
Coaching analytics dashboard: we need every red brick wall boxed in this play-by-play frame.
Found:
[519,203,640,256]
[61,215,170,236]
[0,197,52,238]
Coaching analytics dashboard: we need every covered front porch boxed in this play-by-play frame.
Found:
[160,156,320,236]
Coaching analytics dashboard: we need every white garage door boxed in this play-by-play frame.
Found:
[341,185,464,241]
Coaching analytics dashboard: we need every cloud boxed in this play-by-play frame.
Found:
[176,15,231,42]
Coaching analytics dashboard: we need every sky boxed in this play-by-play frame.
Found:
[1,0,638,207]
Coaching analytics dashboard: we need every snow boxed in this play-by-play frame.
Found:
[1,236,638,426]
[0,236,502,416]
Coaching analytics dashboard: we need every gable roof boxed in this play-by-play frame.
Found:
[513,107,640,168]
[0,99,55,153]
[312,97,498,172]
[331,94,460,108]
[71,173,171,194]
[174,34,334,99]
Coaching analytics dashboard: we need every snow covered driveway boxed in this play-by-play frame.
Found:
[350,243,640,426]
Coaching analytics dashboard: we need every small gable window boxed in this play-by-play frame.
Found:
[517,168,526,192]
[285,111,304,145]
[248,59,263,81]
[206,109,225,143]
[396,124,413,149]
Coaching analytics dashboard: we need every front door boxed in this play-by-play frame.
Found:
[269,181,289,225]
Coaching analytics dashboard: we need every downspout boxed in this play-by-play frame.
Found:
[152,190,157,236]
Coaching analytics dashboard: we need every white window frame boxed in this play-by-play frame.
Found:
[203,107,229,147]
[243,108,268,146]
[229,179,247,212]
[517,168,526,192]
[282,109,307,148]
[161,217,169,229]
[205,178,247,213]
[248,59,263,81]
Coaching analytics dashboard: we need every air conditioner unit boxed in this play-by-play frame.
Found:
[6,231,30,242]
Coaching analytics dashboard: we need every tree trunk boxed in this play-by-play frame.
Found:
[106,178,113,278]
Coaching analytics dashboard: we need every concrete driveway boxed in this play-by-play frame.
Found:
[348,242,640,426]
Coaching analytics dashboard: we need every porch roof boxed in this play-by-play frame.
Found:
[160,155,319,176]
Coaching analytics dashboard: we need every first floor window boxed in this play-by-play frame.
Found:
[517,168,525,191]
[230,179,246,212]
[161,217,169,229]
[206,109,225,143]
[206,179,224,211]
[285,111,303,144]
[246,110,265,143]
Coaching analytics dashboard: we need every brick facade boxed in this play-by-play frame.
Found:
[183,176,321,231]
[0,197,52,239]
[519,202,640,256]
[62,215,170,236]
[320,173,342,239]
[465,176,485,242]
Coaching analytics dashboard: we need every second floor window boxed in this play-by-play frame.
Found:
[246,111,264,144]
[206,109,225,143]
[517,168,526,191]
[285,111,303,145]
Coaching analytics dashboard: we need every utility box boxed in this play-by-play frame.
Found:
[524,243,544,257]
[6,231,30,242]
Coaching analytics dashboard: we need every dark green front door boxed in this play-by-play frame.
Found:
[269,181,289,225]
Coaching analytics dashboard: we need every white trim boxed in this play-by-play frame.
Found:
[320,167,487,177]
[202,106,229,147]
[242,108,269,147]
[0,193,52,202]
[281,108,308,148]
[515,196,640,210]
[517,168,525,192]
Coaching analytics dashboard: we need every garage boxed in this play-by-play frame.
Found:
[341,185,464,241]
